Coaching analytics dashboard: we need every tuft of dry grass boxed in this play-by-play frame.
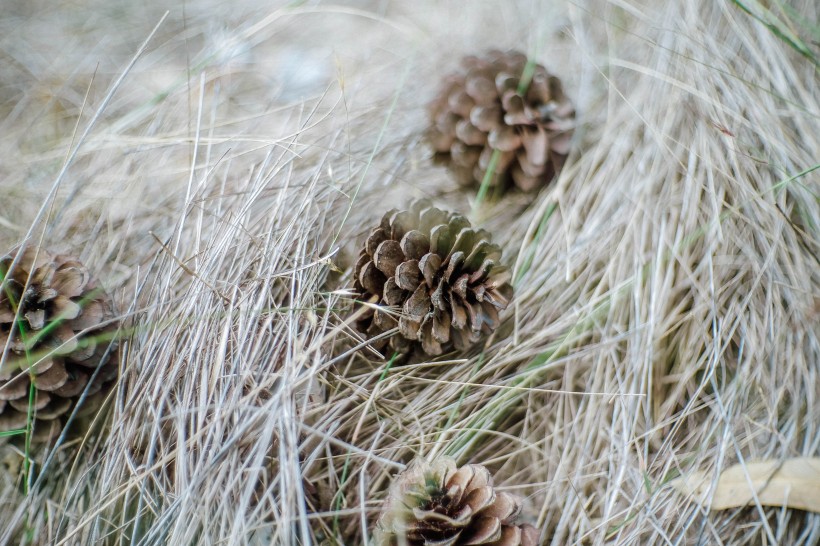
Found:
[0,0,818,544]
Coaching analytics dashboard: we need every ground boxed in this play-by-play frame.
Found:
[0,0,818,544]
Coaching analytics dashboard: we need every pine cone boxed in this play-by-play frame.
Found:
[0,245,119,439]
[429,50,574,193]
[353,200,512,357]
[375,458,539,546]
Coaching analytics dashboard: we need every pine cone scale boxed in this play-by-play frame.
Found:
[488,127,521,152]
[465,76,497,105]
[450,143,482,170]
[27,308,48,329]
[521,129,548,166]
[429,279,447,311]
[420,253,441,286]
[464,486,496,514]
[374,240,404,277]
[32,360,69,391]
[0,375,29,400]
[403,285,429,319]
[420,326,441,355]
[54,296,83,320]
[461,516,501,544]
[52,265,88,297]
[367,228,389,256]
[48,324,80,354]
[52,370,88,398]
[383,278,405,305]
[0,411,27,430]
[36,397,72,420]
[431,312,450,344]
[449,228,475,256]
[450,301,468,330]
[359,261,386,296]
[402,230,430,260]
[393,260,420,291]
[470,106,501,132]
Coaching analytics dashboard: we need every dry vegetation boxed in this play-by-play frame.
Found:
[0,0,818,544]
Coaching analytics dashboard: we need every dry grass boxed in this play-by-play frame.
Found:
[0,0,818,544]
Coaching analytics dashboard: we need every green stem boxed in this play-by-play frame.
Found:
[471,56,539,213]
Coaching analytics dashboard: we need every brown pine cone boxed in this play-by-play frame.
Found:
[0,245,119,439]
[375,458,540,546]
[429,50,574,193]
[353,200,513,357]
